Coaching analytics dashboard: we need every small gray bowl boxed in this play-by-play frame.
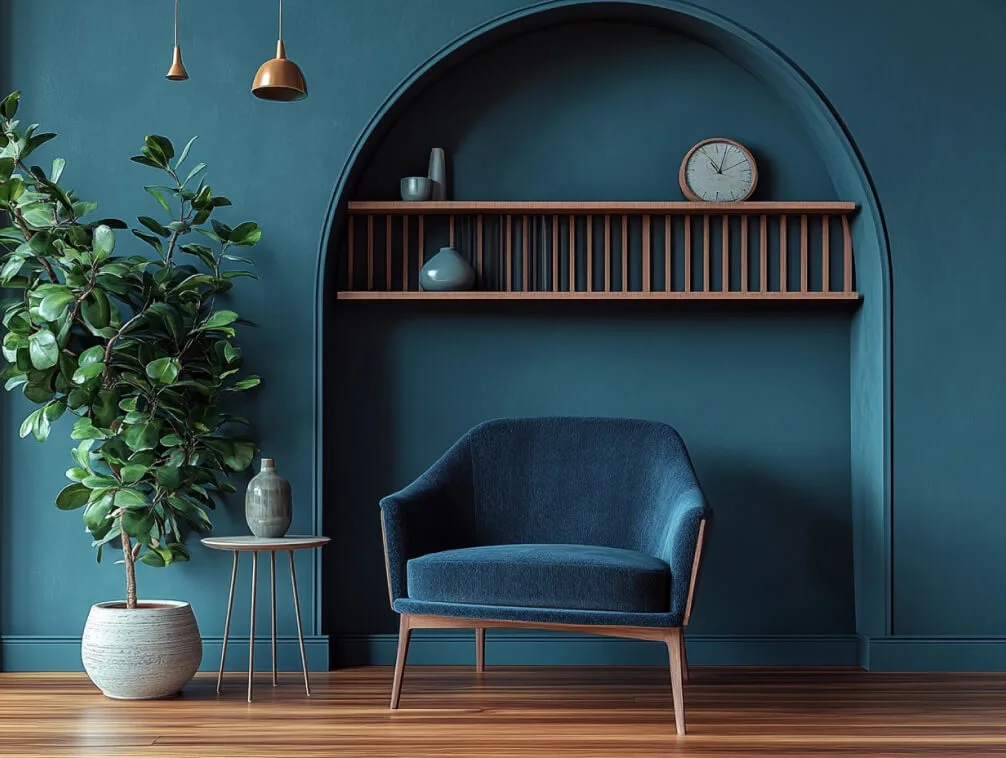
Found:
[400,176,432,202]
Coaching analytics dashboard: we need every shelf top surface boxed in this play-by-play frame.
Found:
[348,200,857,214]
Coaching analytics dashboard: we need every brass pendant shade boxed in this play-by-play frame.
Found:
[166,45,189,81]
[252,0,307,101]
[165,0,188,81]
[252,40,307,101]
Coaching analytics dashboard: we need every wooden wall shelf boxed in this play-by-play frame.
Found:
[339,201,859,301]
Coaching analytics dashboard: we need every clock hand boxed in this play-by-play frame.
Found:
[721,160,748,172]
[716,147,728,173]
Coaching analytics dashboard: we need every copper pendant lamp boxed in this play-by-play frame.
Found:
[252,0,308,101]
[165,0,189,81]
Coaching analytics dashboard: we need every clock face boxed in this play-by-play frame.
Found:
[680,139,758,202]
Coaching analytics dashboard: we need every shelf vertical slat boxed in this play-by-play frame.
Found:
[621,215,629,292]
[721,215,729,293]
[740,215,749,292]
[366,215,374,291]
[555,217,563,293]
[449,215,455,248]
[587,215,594,292]
[664,216,672,292]
[477,214,484,286]
[604,215,611,292]
[842,214,853,293]
[402,216,409,292]
[642,215,651,292]
[800,214,809,293]
[522,215,529,292]
[418,215,425,266]
[702,215,710,292]
[822,215,830,293]
[347,216,354,290]
[780,214,788,293]
[385,215,392,291]
[506,215,512,293]
[759,215,767,293]
[569,215,575,293]
[684,215,692,292]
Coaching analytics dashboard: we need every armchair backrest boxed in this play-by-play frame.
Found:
[466,417,702,556]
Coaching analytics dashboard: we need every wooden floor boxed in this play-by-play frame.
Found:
[2,667,1006,757]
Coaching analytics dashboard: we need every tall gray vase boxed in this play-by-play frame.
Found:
[245,458,292,538]
[428,147,447,201]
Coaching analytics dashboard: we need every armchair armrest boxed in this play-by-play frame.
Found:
[652,486,710,624]
[379,438,474,605]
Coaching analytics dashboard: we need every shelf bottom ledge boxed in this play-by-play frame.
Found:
[336,291,861,301]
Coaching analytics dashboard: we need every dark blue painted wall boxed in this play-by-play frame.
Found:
[2,0,1005,670]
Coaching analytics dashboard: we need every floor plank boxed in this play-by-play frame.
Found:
[2,667,1006,757]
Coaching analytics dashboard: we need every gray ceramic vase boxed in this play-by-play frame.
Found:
[428,147,447,201]
[420,246,475,291]
[245,458,292,538]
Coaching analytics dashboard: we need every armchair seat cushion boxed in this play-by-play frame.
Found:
[406,544,670,614]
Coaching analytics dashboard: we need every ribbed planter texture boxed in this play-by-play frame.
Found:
[81,600,202,699]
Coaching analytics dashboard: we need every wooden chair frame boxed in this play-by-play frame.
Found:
[381,518,708,736]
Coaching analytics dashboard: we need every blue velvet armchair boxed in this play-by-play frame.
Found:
[379,417,710,735]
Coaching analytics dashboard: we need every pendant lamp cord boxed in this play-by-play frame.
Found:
[173,0,179,47]
[278,0,284,41]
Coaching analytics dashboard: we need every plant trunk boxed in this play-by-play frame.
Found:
[121,519,137,609]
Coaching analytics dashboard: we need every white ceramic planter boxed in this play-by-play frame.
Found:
[81,600,202,700]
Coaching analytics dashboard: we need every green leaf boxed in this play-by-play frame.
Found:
[145,356,180,384]
[82,474,117,489]
[225,440,256,471]
[121,509,155,543]
[43,399,66,422]
[71,417,106,441]
[160,433,184,447]
[229,222,262,247]
[83,495,114,533]
[137,216,170,237]
[50,157,65,183]
[55,483,90,511]
[93,388,118,428]
[0,157,14,181]
[130,155,162,169]
[81,290,112,331]
[155,465,182,489]
[184,162,207,187]
[232,376,261,391]
[65,467,89,482]
[27,330,59,369]
[72,200,99,218]
[131,229,164,256]
[18,409,40,439]
[78,345,105,366]
[139,549,167,567]
[145,135,174,162]
[38,290,75,321]
[114,488,148,508]
[0,91,20,119]
[119,464,148,484]
[92,224,115,258]
[124,421,160,452]
[32,409,52,441]
[200,310,239,331]
[210,220,232,242]
[71,362,104,384]
[144,186,172,213]
[175,136,198,169]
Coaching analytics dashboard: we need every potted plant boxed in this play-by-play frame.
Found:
[0,91,262,699]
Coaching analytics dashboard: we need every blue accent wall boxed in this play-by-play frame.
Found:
[2,0,1005,671]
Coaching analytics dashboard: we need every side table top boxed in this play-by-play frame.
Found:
[201,535,331,552]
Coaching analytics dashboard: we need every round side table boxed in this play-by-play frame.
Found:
[202,536,330,702]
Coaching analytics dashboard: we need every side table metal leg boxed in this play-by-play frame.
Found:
[248,551,258,703]
[217,551,240,694]
[289,550,311,696]
[270,551,277,687]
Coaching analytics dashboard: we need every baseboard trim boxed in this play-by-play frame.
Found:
[333,631,861,667]
[865,636,1006,671]
[0,635,329,673]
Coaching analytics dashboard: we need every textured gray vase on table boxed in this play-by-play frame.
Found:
[420,246,475,291]
[245,458,292,538]
[428,147,447,200]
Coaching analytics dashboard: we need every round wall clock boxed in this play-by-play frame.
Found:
[679,138,758,202]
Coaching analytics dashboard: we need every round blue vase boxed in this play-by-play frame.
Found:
[419,246,475,291]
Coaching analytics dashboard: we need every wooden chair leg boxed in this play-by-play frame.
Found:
[475,627,485,673]
[680,632,689,683]
[390,615,412,709]
[666,628,686,736]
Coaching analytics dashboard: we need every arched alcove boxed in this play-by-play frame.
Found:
[316,0,891,665]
